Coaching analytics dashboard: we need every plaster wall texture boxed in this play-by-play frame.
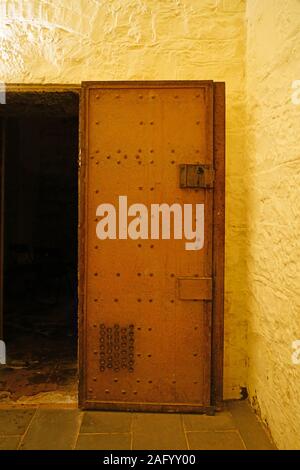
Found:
[245,0,300,450]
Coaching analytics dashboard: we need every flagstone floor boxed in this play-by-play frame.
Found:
[0,400,275,450]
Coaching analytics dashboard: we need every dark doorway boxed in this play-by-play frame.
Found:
[0,91,79,402]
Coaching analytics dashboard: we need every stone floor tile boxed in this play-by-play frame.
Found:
[0,436,21,450]
[132,413,187,450]
[187,430,246,450]
[20,409,82,450]
[80,412,132,434]
[183,411,236,432]
[76,433,131,450]
[0,409,35,436]
[227,400,276,450]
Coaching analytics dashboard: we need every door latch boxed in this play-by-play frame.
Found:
[179,164,214,189]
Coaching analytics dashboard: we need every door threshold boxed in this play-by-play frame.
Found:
[0,390,78,408]
[81,400,217,415]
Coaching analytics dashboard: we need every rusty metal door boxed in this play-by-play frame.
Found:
[79,81,225,412]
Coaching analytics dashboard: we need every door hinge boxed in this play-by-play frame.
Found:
[179,164,214,189]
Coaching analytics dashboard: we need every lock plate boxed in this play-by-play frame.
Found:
[179,164,214,188]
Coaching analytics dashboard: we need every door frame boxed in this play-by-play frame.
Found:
[0,81,225,410]
[79,81,225,411]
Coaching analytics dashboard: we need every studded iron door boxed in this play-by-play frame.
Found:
[79,81,225,412]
